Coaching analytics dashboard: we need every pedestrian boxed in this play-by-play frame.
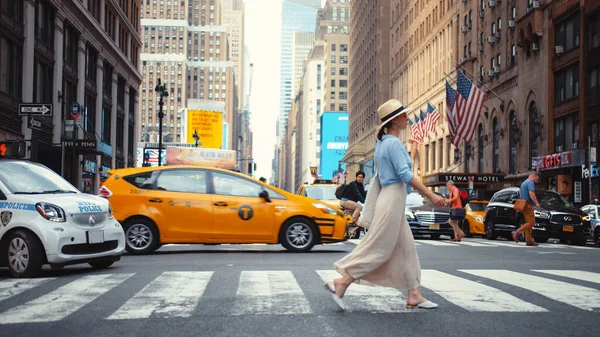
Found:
[323,99,444,310]
[444,180,466,242]
[512,171,541,246]
[339,171,367,224]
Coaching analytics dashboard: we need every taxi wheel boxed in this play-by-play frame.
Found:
[280,218,317,252]
[124,218,159,254]
[6,230,44,278]
[595,229,600,247]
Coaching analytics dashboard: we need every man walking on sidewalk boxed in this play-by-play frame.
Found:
[513,171,541,246]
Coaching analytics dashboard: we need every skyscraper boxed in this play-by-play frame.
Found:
[278,0,320,142]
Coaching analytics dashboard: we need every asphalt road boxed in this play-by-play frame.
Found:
[0,236,598,337]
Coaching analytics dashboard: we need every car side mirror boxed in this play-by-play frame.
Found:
[259,190,271,203]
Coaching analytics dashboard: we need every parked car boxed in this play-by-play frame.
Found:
[462,200,488,237]
[484,187,590,245]
[580,204,600,247]
[406,191,454,240]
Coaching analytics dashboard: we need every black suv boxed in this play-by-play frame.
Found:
[484,187,589,245]
[406,191,454,239]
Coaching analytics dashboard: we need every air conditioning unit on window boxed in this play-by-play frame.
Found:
[488,36,496,44]
[494,66,500,73]
[532,0,540,8]
[495,31,501,39]
[508,20,515,29]
[530,42,540,51]
[555,45,564,54]
[488,69,496,77]
[488,0,496,8]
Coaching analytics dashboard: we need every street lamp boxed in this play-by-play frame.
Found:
[155,78,168,166]
[192,129,200,147]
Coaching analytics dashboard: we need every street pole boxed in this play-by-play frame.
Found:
[589,136,593,203]
[155,78,168,166]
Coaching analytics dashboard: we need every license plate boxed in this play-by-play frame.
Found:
[563,226,574,232]
[429,224,440,230]
[87,230,104,244]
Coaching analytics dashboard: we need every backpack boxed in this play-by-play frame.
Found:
[459,189,470,208]
[335,184,349,200]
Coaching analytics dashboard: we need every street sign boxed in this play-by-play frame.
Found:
[19,103,52,116]
[70,102,81,120]
[27,116,43,131]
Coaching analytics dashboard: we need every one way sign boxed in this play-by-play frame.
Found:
[27,116,43,131]
[19,103,52,116]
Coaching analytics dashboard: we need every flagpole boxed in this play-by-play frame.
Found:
[456,62,505,105]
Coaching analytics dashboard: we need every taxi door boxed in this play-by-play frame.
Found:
[150,169,213,241]
[210,171,275,240]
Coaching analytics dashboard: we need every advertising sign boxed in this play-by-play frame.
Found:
[166,147,236,169]
[557,175,573,195]
[186,110,223,149]
[320,112,349,182]
[142,148,166,167]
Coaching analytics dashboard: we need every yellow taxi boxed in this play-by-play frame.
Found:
[296,180,342,212]
[98,166,348,254]
[462,200,488,236]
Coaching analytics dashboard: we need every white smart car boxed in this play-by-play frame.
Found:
[0,159,126,277]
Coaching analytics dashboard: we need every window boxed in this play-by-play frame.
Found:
[512,6,516,19]
[213,172,261,197]
[340,68,348,76]
[555,14,580,52]
[497,18,502,31]
[340,44,348,52]
[529,102,540,166]
[0,37,22,97]
[156,169,207,193]
[591,14,600,50]
[36,1,55,46]
[34,59,53,104]
[464,143,471,173]
[478,124,484,173]
[554,63,579,105]
[331,79,336,87]
[431,142,436,171]
[589,68,599,106]
[102,105,111,143]
[339,103,347,111]
[340,56,348,64]
[64,24,79,66]
[511,44,516,64]
[330,103,335,111]
[86,44,98,83]
[103,62,113,98]
[124,172,154,188]
[317,64,321,90]
[330,91,335,99]
[0,0,23,22]
[331,44,336,51]
[331,55,336,63]
[331,67,336,75]
[493,117,499,171]
[339,91,348,100]
[509,111,517,174]
[339,80,348,87]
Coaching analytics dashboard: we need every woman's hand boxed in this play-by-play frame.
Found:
[429,194,446,208]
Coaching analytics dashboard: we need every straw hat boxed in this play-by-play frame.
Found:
[376,99,414,130]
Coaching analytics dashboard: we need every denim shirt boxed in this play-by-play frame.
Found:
[375,135,414,193]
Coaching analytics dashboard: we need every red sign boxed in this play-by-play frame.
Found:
[536,152,573,170]
[0,143,6,156]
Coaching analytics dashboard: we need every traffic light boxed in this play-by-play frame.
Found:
[0,141,26,158]
[248,162,252,173]
[253,163,257,171]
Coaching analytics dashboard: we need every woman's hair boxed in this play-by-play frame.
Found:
[377,121,393,140]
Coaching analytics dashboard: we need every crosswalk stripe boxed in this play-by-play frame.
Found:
[231,271,311,315]
[316,270,408,313]
[417,240,456,246]
[107,271,213,320]
[533,270,600,285]
[479,241,529,248]
[0,273,133,324]
[0,278,56,303]
[460,270,600,311]
[420,270,547,312]
[448,241,496,247]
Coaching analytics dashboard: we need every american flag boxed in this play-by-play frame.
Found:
[445,81,460,146]
[425,102,441,135]
[419,110,429,139]
[408,115,423,144]
[454,70,487,143]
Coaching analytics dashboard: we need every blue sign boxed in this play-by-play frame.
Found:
[320,112,348,182]
[70,102,81,120]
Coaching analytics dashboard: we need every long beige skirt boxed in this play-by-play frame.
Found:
[333,182,421,290]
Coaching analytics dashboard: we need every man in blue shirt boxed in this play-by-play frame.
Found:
[512,171,541,246]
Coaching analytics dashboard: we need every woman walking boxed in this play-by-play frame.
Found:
[324,99,445,310]
[445,180,466,242]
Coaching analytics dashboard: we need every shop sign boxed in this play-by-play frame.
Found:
[100,165,111,178]
[424,173,504,185]
[535,149,585,171]
[581,163,600,179]
[574,181,582,203]
[83,160,96,174]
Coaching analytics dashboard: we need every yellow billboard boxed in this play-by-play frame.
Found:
[186,110,223,149]
[166,147,236,169]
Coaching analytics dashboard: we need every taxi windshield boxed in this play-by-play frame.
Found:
[306,185,337,200]
[468,202,487,211]
[0,161,79,194]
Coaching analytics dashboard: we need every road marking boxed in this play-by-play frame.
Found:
[416,240,456,246]
[420,270,546,312]
[107,271,213,320]
[461,270,600,311]
[449,241,496,247]
[480,241,530,248]
[232,271,311,315]
[533,270,600,285]
[0,274,133,324]
[0,278,56,303]
[316,270,409,313]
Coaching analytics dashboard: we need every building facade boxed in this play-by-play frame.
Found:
[292,32,315,100]
[343,0,391,180]
[139,0,241,154]
[0,0,142,193]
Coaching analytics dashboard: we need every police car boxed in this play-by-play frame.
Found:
[0,159,126,277]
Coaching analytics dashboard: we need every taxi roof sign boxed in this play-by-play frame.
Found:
[0,141,26,158]
[312,179,334,184]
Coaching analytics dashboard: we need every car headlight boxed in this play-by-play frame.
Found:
[406,210,416,220]
[313,203,338,215]
[534,210,551,219]
[582,215,589,222]
[474,216,484,222]
[35,202,66,222]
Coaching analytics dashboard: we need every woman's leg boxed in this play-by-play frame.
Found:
[333,273,356,299]
[407,287,428,304]
[448,219,465,240]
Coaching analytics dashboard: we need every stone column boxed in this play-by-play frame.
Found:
[95,57,104,192]
[76,37,87,190]
[123,85,130,166]
[53,13,65,145]
[111,72,118,168]
[100,0,106,30]
[21,0,36,149]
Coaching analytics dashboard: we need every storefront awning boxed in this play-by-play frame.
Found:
[60,140,113,157]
